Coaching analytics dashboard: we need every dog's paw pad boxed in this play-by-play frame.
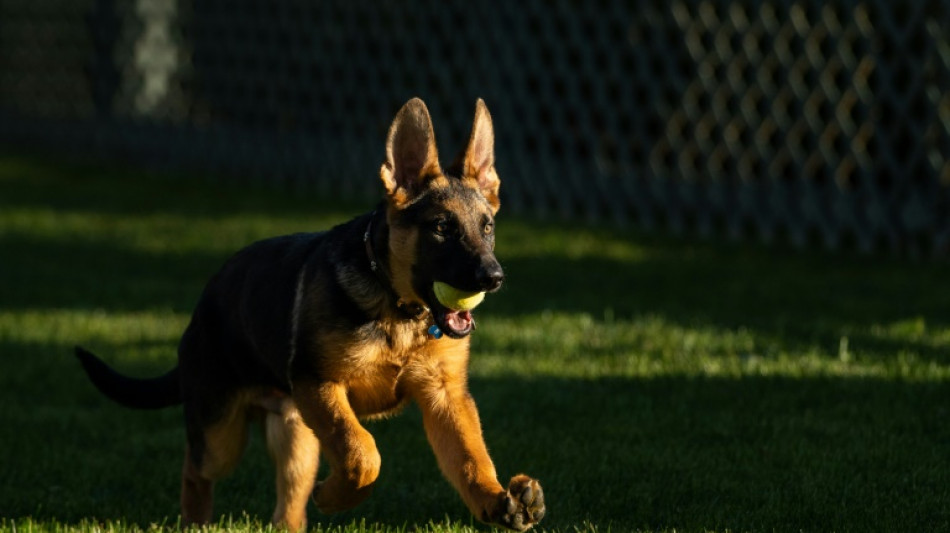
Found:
[491,475,545,531]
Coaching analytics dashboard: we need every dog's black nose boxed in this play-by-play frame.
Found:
[477,261,505,292]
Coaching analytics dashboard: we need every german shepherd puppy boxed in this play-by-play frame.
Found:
[75,98,545,531]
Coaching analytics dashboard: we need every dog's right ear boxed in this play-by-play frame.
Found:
[380,98,442,208]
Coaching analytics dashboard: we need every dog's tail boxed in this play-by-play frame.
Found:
[74,346,182,409]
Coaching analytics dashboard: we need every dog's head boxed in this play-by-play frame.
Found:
[380,98,502,338]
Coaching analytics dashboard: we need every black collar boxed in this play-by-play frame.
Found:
[363,211,382,276]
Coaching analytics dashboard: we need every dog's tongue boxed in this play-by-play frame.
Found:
[445,309,474,334]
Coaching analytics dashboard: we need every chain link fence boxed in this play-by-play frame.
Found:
[2,0,949,254]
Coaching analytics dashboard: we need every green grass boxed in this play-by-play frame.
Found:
[1,153,948,532]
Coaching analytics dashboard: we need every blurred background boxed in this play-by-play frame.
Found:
[1,0,949,254]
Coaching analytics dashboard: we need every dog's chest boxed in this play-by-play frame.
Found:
[328,318,430,417]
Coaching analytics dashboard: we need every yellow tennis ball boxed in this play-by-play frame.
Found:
[433,281,485,311]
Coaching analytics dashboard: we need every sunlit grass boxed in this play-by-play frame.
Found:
[471,312,950,381]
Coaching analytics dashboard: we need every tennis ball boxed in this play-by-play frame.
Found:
[433,281,485,311]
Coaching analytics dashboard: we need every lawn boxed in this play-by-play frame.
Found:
[1,154,948,532]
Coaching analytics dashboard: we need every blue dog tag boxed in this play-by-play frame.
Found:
[428,324,443,339]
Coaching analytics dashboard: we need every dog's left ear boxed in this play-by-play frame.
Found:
[381,98,442,208]
[459,99,500,214]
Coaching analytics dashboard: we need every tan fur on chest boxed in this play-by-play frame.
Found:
[316,316,459,418]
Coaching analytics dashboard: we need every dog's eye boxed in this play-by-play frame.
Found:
[483,222,494,235]
[433,220,449,236]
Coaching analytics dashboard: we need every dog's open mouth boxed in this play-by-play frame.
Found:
[433,306,475,338]
[426,281,484,338]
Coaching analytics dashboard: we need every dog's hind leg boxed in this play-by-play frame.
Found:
[265,399,319,531]
[181,444,214,526]
[181,392,252,526]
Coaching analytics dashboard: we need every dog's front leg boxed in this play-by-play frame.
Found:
[409,365,545,531]
[292,380,381,514]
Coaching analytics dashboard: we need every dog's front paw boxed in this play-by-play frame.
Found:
[488,475,545,531]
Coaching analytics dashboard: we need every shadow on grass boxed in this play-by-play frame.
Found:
[0,233,220,312]
[3,350,948,531]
